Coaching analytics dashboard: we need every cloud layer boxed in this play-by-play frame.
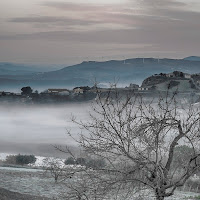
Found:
[0,0,200,64]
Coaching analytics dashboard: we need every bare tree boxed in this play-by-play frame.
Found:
[43,157,67,183]
[62,90,200,200]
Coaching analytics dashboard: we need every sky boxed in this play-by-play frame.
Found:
[0,0,200,65]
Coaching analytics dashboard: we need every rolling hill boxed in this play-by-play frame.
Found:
[183,56,200,61]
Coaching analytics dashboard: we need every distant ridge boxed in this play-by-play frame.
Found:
[183,56,200,61]
[0,57,200,91]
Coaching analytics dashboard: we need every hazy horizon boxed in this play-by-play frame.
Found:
[0,55,198,66]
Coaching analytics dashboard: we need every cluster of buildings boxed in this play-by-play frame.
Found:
[155,71,192,79]
[1,71,198,102]
[0,84,150,101]
[46,85,150,96]
[47,86,92,95]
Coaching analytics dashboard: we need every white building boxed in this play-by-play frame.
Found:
[184,73,191,79]
[166,71,191,79]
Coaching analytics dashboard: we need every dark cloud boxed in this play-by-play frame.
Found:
[9,16,99,26]
[9,0,200,33]
[43,2,114,12]
[43,0,185,11]
[138,0,186,8]
[10,8,198,31]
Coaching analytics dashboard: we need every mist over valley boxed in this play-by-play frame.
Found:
[0,103,91,156]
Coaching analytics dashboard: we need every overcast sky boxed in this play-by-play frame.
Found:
[0,0,200,65]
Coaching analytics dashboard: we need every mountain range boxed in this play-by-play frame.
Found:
[0,57,200,91]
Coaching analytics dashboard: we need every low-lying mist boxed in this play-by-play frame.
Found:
[0,103,91,157]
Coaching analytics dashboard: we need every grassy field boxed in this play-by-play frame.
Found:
[0,165,199,200]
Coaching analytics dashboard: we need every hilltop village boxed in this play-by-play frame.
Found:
[1,71,200,104]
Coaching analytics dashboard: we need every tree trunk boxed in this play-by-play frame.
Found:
[155,189,165,200]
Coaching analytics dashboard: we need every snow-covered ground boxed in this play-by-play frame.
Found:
[0,153,65,167]
[0,153,14,161]
[0,153,200,200]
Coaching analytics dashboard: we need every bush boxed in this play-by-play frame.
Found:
[64,157,75,165]
[5,154,36,165]
[76,157,86,166]
[4,155,17,165]
[16,154,36,165]
[65,156,106,169]
[86,158,106,169]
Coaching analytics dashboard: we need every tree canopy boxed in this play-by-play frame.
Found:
[21,86,33,95]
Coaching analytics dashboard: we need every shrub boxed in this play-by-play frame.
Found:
[86,158,106,169]
[5,154,36,165]
[5,155,17,164]
[76,157,86,166]
[15,154,36,165]
[64,157,75,165]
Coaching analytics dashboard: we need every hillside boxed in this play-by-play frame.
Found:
[40,58,200,82]
[0,62,57,75]
[142,71,199,92]
[184,56,200,61]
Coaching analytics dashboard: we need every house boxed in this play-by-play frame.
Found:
[47,89,70,95]
[73,86,91,94]
[166,71,191,79]
[184,73,191,79]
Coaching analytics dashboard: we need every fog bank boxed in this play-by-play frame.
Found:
[0,103,91,156]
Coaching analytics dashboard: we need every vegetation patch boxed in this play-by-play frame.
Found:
[168,80,180,89]
[4,154,36,166]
